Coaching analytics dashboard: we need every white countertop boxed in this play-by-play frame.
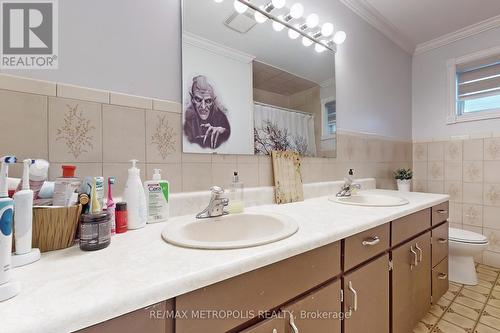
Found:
[1,189,449,333]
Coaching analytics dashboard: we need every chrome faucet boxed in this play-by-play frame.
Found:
[196,186,229,219]
[336,169,361,197]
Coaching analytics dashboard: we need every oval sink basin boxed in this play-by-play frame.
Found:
[162,212,299,249]
[330,194,409,207]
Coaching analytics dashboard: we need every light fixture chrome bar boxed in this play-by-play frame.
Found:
[236,0,335,52]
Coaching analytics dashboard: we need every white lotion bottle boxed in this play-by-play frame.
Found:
[12,159,40,267]
[123,160,147,230]
[144,169,169,223]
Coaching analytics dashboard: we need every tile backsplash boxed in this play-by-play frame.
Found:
[0,73,411,196]
[413,137,500,267]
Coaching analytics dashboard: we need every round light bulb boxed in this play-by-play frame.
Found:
[306,13,319,28]
[271,0,286,9]
[214,0,224,3]
[255,6,267,23]
[333,30,346,45]
[289,3,304,19]
[315,41,327,53]
[234,0,248,14]
[321,22,334,37]
[302,36,313,47]
[288,26,300,39]
[273,15,285,31]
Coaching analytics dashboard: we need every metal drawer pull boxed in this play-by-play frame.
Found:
[289,314,299,333]
[273,329,278,333]
[437,238,448,244]
[415,243,423,263]
[436,209,448,214]
[410,246,418,270]
[362,236,380,246]
[348,281,358,314]
[438,273,448,280]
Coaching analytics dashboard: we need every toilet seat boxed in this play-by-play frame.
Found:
[449,228,488,245]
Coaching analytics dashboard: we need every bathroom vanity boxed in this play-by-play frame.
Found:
[78,200,449,333]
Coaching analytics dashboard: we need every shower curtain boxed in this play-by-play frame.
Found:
[254,103,317,156]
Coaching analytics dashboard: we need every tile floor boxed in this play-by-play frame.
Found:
[414,264,500,333]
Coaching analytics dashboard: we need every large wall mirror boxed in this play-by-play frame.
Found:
[182,0,336,157]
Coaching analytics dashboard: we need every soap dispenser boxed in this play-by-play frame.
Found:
[227,171,244,214]
[12,159,41,268]
[123,160,147,230]
[0,156,21,302]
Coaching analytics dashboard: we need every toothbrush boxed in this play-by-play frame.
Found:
[107,177,116,235]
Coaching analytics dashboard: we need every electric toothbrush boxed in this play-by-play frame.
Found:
[12,159,41,268]
[0,155,21,302]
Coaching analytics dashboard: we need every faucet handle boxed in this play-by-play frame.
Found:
[210,186,225,196]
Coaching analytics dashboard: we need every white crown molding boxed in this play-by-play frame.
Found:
[414,14,500,55]
[182,31,255,64]
[339,0,414,54]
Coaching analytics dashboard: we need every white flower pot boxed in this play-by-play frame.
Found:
[397,179,411,192]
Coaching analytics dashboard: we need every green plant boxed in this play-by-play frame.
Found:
[394,168,412,180]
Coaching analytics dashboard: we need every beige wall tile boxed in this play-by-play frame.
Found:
[146,163,182,193]
[463,161,483,183]
[182,153,212,163]
[212,154,237,164]
[110,92,152,109]
[103,162,146,197]
[484,228,500,253]
[48,97,102,162]
[445,141,463,161]
[0,90,48,160]
[236,162,259,188]
[413,180,427,192]
[484,162,500,183]
[48,162,103,182]
[445,181,463,202]
[57,83,109,103]
[413,143,428,161]
[145,110,181,164]
[483,251,500,268]
[483,206,500,230]
[236,154,259,164]
[258,155,273,187]
[427,181,444,194]
[449,202,463,224]
[182,163,212,192]
[102,105,145,163]
[463,204,483,227]
[211,162,238,189]
[463,139,484,161]
[429,161,444,180]
[463,183,484,205]
[152,99,181,113]
[0,73,56,96]
[428,142,445,161]
[484,138,500,161]
[445,161,462,181]
[484,184,500,207]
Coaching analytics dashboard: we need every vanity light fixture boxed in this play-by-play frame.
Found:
[272,15,286,31]
[302,36,313,47]
[214,0,224,3]
[315,42,327,53]
[234,0,249,14]
[333,30,347,45]
[288,24,301,39]
[284,3,304,20]
[321,22,334,37]
[255,6,268,23]
[305,13,319,29]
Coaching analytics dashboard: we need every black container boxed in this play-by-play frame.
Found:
[79,212,111,251]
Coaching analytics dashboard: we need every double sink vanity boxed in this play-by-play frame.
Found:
[1,180,450,333]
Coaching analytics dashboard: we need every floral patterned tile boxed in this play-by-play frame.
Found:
[447,302,482,321]
[414,321,432,333]
[441,311,476,331]
[454,295,486,310]
[460,288,489,303]
[432,319,469,332]
[475,323,500,333]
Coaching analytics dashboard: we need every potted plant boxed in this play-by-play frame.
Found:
[394,168,412,192]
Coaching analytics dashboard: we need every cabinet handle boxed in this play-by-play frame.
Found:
[348,281,358,315]
[273,329,278,333]
[415,243,423,263]
[410,246,418,270]
[438,273,448,280]
[362,236,380,246]
[289,314,299,333]
[436,209,448,215]
[437,238,448,244]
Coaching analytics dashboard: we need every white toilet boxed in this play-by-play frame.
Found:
[448,228,489,285]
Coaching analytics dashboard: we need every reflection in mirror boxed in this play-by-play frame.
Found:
[182,0,336,157]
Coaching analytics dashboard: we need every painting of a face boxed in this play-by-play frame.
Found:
[191,91,214,120]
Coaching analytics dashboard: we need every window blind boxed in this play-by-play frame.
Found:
[457,54,500,100]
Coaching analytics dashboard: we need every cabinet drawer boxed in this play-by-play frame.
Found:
[432,257,449,304]
[282,280,341,333]
[432,202,449,226]
[240,317,285,333]
[176,242,341,333]
[432,221,449,267]
[77,301,171,333]
[392,209,431,246]
[344,223,390,271]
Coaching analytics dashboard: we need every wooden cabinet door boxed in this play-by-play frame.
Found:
[344,254,390,333]
[392,232,431,333]
[432,257,449,304]
[240,317,285,333]
[282,280,341,333]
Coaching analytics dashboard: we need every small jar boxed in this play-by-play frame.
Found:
[79,212,111,251]
[115,202,128,234]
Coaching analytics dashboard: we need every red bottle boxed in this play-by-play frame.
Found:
[115,202,128,234]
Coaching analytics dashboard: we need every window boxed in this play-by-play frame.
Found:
[322,98,336,138]
[448,46,500,124]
